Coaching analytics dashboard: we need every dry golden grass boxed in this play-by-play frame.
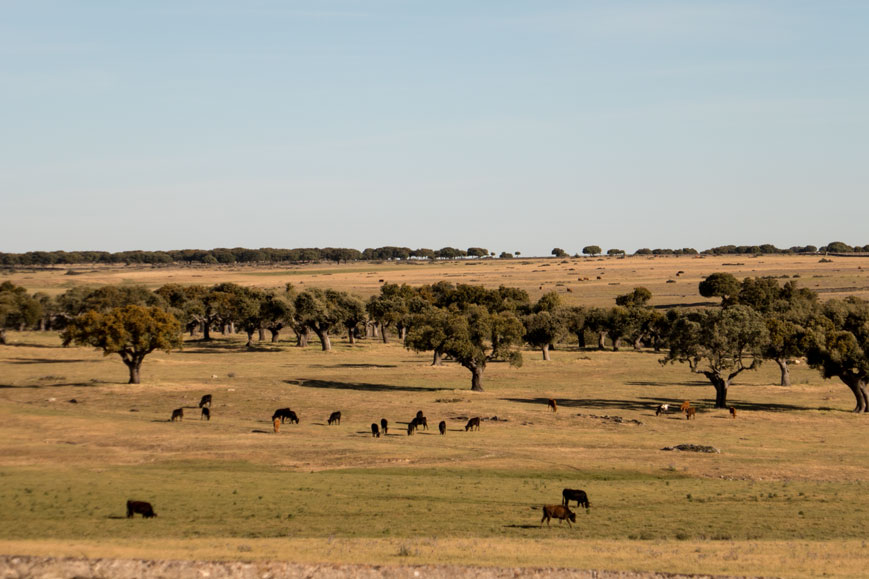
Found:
[6,253,869,306]
[2,256,869,576]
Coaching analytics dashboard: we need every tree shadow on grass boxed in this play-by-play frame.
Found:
[310,363,399,369]
[287,378,451,393]
[0,381,103,389]
[5,358,93,364]
[1,341,62,349]
[625,380,709,387]
[502,396,658,412]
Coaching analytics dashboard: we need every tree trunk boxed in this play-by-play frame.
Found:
[576,331,586,349]
[202,321,211,341]
[399,326,407,342]
[633,336,643,350]
[470,365,485,392]
[0,328,6,345]
[705,373,730,408]
[542,344,551,361]
[841,375,868,413]
[612,337,620,352]
[314,329,332,352]
[597,332,606,350]
[125,359,142,384]
[269,328,281,342]
[38,318,46,331]
[380,325,389,344]
[432,349,443,366]
[348,328,356,345]
[258,327,266,341]
[245,331,254,348]
[776,358,791,386]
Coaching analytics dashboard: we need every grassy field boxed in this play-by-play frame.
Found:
[2,256,869,576]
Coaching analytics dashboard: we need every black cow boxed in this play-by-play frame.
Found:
[407,421,415,436]
[541,504,576,527]
[438,420,446,435]
[465,417,480,431]
[171,408,183,422]
[371,423,380,438]
[416,416,428,430]
[380,418,388,435]
[562,488,590,509]
[328,411,341,425]
[272,408,298,423]
[126,500,157,519]
[199,394,212,408]
[200,407,210,421]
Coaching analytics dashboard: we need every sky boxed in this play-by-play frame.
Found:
[2,1,867,256]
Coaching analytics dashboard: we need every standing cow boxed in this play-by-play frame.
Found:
[200,407,210,421]
[380,418,388,435]
[562,488,590,509]
[541,504,576,527]
[438,420,446,435]
[328,411,342,425]
[547,399,558,412]
[126,500,157,518]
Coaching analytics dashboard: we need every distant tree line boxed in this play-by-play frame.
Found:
[4,241,869,267]
[0,246,492,266]
[3,274,869,410]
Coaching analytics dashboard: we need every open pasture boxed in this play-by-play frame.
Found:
[6,253,869,306]
[2,255,869,576]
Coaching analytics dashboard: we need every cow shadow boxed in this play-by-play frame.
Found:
[503,524,541,529]
[106,515,127,520]
[287,379,451,393]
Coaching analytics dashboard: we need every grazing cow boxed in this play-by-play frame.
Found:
[380,418,388,435]
[171,408,183,422]
[200,407,210,421]
[685,407,696,420]
[126,500,157,519]
[439,420,446,435]
[655,404,669,416]
[273,408,299,424]
[680,401,691,413]
[328,411,341,425]
[407,421,415,436]
[547,399,558,412]
[562,488,590,509]
[273,418,280,433]
[540,504,576,527]
[729,407,737,419]
[465,417,481,431]
[371,423,380,438]
[198,394,212,408]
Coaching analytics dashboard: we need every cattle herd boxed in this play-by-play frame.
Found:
[145,394,713,528]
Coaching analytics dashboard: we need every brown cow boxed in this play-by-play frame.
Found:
[547,399,558,412]
[685,407,696,420]
[655,404,669,416]
[328,411,341,425]
[465,417,481,431]
[729,407,737,419]
[380,418,388,435]
[371,423,380,438]
[200,407,210,421]
[171,408,183,422]
[541,504,576,527]
[126,500,157,519]
[439,420,446,435]
[680,401,691,413]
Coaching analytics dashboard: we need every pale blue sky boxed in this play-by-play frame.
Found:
[2,1,867,255]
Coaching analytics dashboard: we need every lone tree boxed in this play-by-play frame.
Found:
[61,305,182,384]
[662,305,768,408]
[522,292,566,360]
[551,248,568,258]
[582,245,602,257]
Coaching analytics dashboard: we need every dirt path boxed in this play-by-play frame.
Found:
[0,555,757,579]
